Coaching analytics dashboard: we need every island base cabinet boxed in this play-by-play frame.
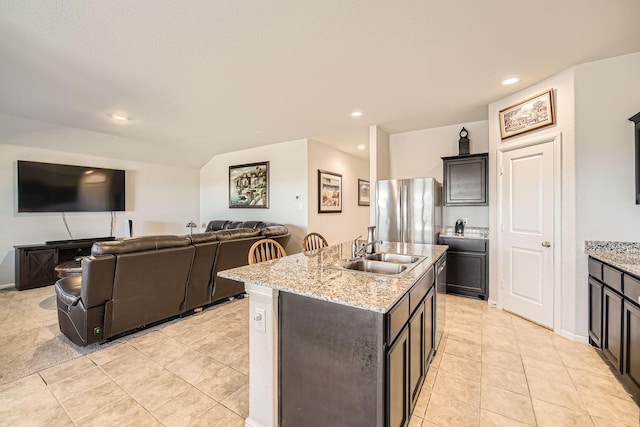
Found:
[603,287,623,370]
[588,277,603,348]
[388,327,410,427]
[623,301,640,387]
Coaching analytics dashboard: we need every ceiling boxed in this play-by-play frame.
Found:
[1,1,639,169]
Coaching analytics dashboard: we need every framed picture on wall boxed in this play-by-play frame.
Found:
[358,179,370,206]
[499,89,555,139]
[318,170,342,213]
[229,161,269,208]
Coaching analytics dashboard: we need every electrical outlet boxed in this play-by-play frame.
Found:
[463,217,468,225]
[254,307,266,332]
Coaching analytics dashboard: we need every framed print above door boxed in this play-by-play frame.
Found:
[229,161,269,208]
[499,89,555,139]
[318,170,342,213]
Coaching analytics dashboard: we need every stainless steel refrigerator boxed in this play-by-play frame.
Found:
[375,177,442,244]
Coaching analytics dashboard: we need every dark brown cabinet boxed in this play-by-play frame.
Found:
[588,277,603,347]
[623,301,640,388]
[442,153,488,206]
[14,237,114,290]
[603,287,623,370]
[408,295,426,409]
[388,327,410,427]
[438,236,488,300]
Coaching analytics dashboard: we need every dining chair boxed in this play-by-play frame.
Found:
[302,232,328,251]
[248,238,287,265]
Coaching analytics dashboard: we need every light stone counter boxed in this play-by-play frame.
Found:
[585,240,640,277]
[218,241,447,313]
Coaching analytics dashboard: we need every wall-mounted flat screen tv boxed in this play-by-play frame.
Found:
[17,160,126,212]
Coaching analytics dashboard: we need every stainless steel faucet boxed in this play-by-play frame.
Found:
[351,230,383,259]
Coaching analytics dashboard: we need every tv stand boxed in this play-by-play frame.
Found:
[14,237,115,290]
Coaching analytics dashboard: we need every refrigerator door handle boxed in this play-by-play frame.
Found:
[401,182,407,243]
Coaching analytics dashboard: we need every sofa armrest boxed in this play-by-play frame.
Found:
[81,255,116,309]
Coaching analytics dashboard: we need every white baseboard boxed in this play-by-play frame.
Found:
[556,328,589,343]
[0,283,16,290]
[245,417,264,427]
[487,298,498,308]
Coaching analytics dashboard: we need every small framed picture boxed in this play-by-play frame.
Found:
[318,170,342,213]
[358,179,370,206]
[499,89,555,139]
[229,161,269,208]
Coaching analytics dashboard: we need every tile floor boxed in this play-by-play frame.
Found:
[1,293,639,426]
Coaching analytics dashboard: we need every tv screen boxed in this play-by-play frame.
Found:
[17,161,126,212]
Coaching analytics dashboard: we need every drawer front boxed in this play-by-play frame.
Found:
[386,294,409,345]
[625,275,640,305]
[603,265,623,293]
[438,237,486,253]
[588,258,603,280]
[410,267,433,314]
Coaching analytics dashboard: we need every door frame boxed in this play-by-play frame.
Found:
[496,132,563,332]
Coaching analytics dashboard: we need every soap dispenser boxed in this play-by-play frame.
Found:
[366,226,377,254]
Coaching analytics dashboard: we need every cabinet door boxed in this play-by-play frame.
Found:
[424,287,434,367]
[409,302,425,409]
[387,327,409,427]
[443,155,488,206]
[445,251,487,298]
[17,248,57,290]
[603,287,623,370]
[623,301,640,388]
[588,278,603,348]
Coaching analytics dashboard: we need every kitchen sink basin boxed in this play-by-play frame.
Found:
[364,253,421,264]
[341,260,408,275]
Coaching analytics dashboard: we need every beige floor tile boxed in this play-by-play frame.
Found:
[580,388,640,425]
[433,369,481,406]
[221,383,249,418]
[207,339,249,365]
[480,409,532,427]
[88,342,139,366]
[521,356,573,385]
[481,346,524,373]
[189,403,245,427]
[39,356,95,385]
[228,351,249,375]
[592,416,640,426]
[116,363,192,411]
[430,347,443,369]
[0,373,48,401]
[412,387,431,419]
[569,366,634,401]
[166,351,226,384]
[423,366,438,389]
[408,415,423,427]
[98,347,155,380]
[480,383,536,426]
[151,386,217,427]
[60,380,128,422]
[425,391,480,426]
[482,333,520,354]
[76,396,162,426]
[195,366,248,402]
[444,338,482,362]
[439,352,482,381]
[448,326,483,346]
[527,375,585,412]
[532,398,594,427]
[0,374,67,426]
[47,365,111,400]
[558,349,614,377]
[9,401,73,427]
[518,342,563,366]
[481,363,529,396]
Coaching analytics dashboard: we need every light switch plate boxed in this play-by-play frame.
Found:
[254,307,266,332]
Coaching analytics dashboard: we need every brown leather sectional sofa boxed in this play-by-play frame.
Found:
[54,221,290,346]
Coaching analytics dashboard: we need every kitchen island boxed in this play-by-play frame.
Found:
[219,241,447,427]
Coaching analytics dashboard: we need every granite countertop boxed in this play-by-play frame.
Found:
[440,226,489,240]
[218,241,448,313]
[585,241,640,277]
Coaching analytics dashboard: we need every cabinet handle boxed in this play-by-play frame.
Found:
[542,241,551,247]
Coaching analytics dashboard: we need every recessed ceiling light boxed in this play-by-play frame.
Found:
[110,113,129,122]
[357,144,366,151]
[501,77,520,85]
[351,110,363,118]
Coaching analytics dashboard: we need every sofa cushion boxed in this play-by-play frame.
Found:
[239,221,266,229]
[92,236,191,256]
[205,220,230,232]
[55,276,82,307]
[214,228,261,241]
[189,232,219,244]
[261,225,289,237]
[225,221,245,229]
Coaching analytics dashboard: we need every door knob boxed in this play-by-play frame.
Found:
[542,241,551,247]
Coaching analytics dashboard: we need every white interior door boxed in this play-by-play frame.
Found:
[500,140,555,328]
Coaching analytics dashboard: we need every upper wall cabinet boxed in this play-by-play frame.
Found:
[442,153,488,206]
[629,112,640,204]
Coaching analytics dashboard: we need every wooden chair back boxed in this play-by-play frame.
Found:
[248,239,287,265]
[302,232,328,251]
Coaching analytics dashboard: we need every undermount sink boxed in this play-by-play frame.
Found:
[364,252,421,264]
[341,259,408,275]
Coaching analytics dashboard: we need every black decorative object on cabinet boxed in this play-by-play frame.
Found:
[442,153,488,206]
[629,112,640,204]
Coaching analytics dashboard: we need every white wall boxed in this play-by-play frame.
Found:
[308,140,370,245]
[574,52,640,334]
[369,126,391,226]
[488,69,577,338]
[389,120,490,228]
[0,144,199,286]
[199,139,308,253]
